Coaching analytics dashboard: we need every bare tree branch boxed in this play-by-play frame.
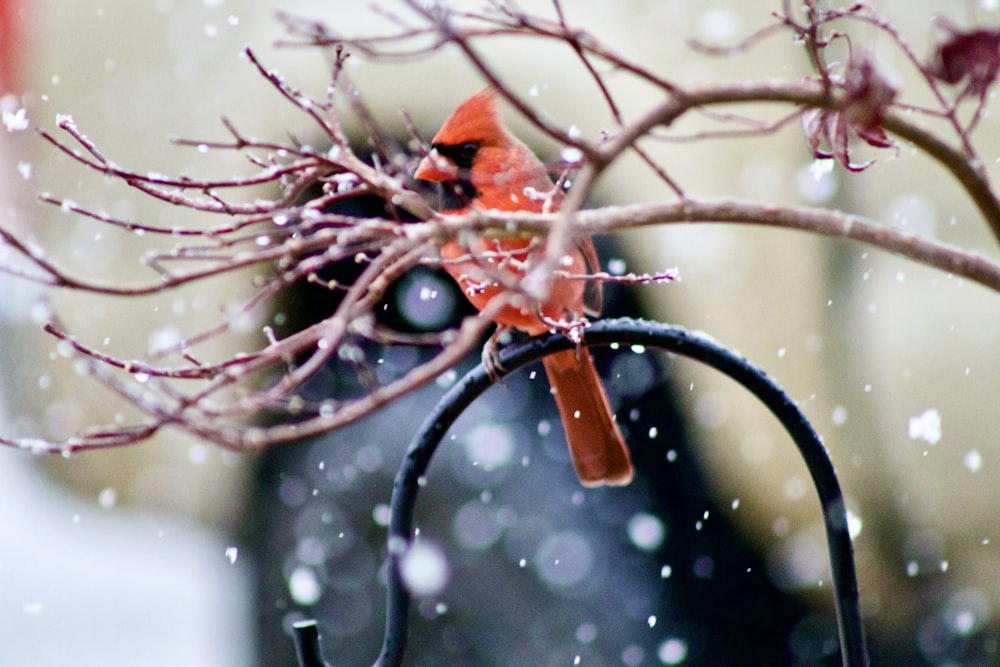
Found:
[3,0,999,455]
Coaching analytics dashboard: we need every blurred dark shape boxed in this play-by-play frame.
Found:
[929,22,1000,97]
[248,159,836,666]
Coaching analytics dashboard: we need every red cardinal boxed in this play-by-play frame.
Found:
[415,89,633,487]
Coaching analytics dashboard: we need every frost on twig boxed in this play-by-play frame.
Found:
[2,0,1000,454]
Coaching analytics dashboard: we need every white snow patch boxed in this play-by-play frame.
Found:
[908,408,941,445]
[2,107,28,132]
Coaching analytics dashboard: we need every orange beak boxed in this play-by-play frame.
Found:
[414,149,457,183]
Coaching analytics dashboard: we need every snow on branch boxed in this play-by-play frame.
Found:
[3,0,1000,454]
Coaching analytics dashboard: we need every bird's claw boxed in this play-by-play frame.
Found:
[482,327,508,383]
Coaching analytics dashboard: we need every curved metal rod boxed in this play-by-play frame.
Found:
[292,620,329,667]
[366,317,868,667]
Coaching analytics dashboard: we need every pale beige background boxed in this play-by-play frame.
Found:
[2,1,998,663]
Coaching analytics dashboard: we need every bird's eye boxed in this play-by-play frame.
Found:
[459,142,479,160]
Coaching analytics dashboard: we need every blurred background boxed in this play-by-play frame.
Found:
[2,1,999,665]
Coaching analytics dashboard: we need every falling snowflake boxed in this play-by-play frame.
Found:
[908,408,942,445]
[2,107,28,132]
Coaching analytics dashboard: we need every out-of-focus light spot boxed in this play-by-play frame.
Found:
[296,537,326,566]
[944,587,990,636]
[693,555,714,579]
[796,160,837,202]
[622,644,644,666]
[831,405,848,426]
[609,353,656,398]
[627,513,666,551]
[188,444,208,464]
[697,7,740,41]
[783,477,808,501]
[463,424,515,470]
[453,501,503,551]
[561,146,584,165]
[98,487,117,509]
[658,637,689,665]
[436,369,458,388]
[279,477,308,508]
[883,194,937,235]
[288,566,322,605]
[372,503,391,527]
[694,391,728,429]
[224,546,238,564]
[964,449,982,472]
[400,541,450,597]
[768,531,828,590]
[534,531,593,588]
[575,622,597,643]
[356,444,383,473]
[394,270,456,331]
[847,509,863,540]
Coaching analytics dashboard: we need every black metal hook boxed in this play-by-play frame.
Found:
[292,620,329,667]
[293,317,869,667]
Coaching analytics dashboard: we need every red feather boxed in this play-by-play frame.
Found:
[416,90,633,487]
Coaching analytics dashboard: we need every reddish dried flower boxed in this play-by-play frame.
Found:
[841,54,896,130]
[802,53,897,172]
[929,23,1000,97]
